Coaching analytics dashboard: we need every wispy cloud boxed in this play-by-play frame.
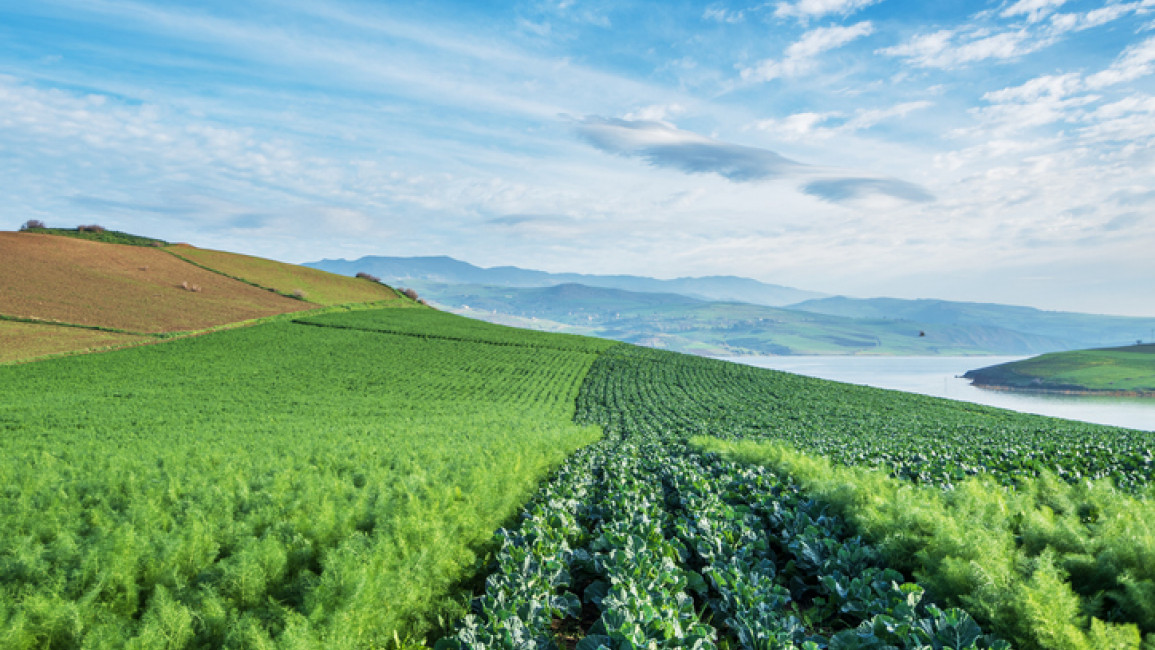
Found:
[773,0,882,21]
[1001,0,1070,23]
[575,116,933,204]
[882,2,1152,68]
[741,21,874,82]
[752,100,933,140]
[703,6,745,23]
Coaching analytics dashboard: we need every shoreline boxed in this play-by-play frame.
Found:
[968,382,1155,399]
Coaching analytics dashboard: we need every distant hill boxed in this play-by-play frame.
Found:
[307,255,1155,356]
[305,255,826,306]
[788,296,1155,350]
[0,231,400,363]
[964,344,1155,395]
[410,281,1077,356]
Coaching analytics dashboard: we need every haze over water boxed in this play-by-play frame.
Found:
[723,356,1155,432]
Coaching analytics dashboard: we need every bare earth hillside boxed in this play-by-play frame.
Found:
[0,232,314,333]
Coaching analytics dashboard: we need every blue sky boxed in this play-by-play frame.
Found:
[2,0,1154,315]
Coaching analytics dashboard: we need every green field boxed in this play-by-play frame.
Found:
[3,303,1155,649]
[0,308,610,648]
[965,344,1155,394]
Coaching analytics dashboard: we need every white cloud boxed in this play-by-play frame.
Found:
[1086,35,1155,88]
[844,100,934,130]
[741,21,874,82]
[982,72,1082,103]
[622,103,686,124]
[883,3,1150,69]
[752,100,932,140]
[880,27,1040,68]
[773,0,882,21]
[1001,0,1069,23]
[753,111,840,139]
[703,6,745,23]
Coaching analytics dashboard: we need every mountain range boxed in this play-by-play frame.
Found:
[305,255,1155,357]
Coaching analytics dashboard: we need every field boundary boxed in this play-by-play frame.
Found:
[163,247,319,302]
[1,301,402,365]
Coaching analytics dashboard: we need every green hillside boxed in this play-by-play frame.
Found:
[964,344,1155,394]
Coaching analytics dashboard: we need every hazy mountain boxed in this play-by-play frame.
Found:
[788,297,1155,350]
[304,255,826,307]
[407,281,1078,357]
[305,255,1155,356]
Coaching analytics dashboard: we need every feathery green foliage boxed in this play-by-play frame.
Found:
[0,308,610,648]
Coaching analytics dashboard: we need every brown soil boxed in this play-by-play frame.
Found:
[0,232,313,333]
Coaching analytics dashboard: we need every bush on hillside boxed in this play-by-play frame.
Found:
[78,224,106,233]
[20,219,47,230]
[355,272,381,283]
[402,288,419,301]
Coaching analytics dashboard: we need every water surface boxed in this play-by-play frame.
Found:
[721,355,1155,432]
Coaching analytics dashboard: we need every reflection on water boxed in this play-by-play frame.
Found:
[720,356,1155,432]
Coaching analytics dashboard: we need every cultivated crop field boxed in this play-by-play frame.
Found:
[3,305,1154,649]
[0,309,610,648]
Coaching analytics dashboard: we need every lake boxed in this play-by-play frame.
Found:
[720,355,1155,432]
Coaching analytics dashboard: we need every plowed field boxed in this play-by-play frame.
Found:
[0,232,313,332]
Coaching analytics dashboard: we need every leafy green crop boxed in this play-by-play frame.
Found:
[437,430,1006,650]
[0,308,609,648]
[577,346,1155,490]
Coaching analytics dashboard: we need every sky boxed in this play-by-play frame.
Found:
[2,0,1154,316]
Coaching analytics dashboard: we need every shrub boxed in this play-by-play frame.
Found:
[402,288,419,301]
[20,219,47,230]
[78,224,106,233]
[355,272,381,283]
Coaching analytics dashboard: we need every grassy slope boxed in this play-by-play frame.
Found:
[0,308,612,648]
[0,232,313,333]
[18,227,168,247]
[965,344,1155,394]
[165,244,401,306]
[0,320,147,363]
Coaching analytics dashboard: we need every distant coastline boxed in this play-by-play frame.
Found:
[963,344,1155,399]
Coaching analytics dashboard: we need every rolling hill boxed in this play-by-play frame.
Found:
[305,254,826,306]
[788,296,1155,350]
[308,255,1155,356]
[963,343,1155,395]
[0,230,401,363]
[414,282,1076,356]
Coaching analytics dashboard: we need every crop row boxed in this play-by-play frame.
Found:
[576,346,1155,490]
[573,345,1154,648]
[438,430,1005,649]
[0,310,608,648]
